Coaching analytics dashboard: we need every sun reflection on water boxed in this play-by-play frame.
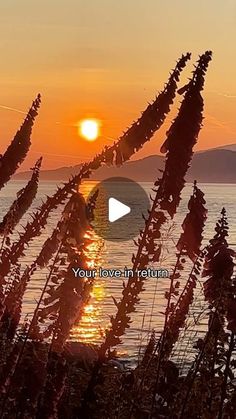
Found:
[70,281,106,343]
[70,196,107,344]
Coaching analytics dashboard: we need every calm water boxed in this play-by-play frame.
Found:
[0,181,235,366]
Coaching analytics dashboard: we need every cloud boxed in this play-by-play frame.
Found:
[0,104,26,114]
[208,91,236,99]
[205,113,236,135]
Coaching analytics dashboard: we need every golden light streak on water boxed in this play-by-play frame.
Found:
[70,210,106,344]
[70,281,107,343]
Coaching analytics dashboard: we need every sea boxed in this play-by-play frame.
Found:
[0,181,235,367]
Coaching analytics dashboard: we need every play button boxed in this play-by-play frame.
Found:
[86,177,150,242]
[108,198,131,222]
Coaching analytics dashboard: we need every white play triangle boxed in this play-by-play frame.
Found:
[108,197,131,223]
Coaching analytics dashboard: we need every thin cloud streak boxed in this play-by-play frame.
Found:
[0,104,26,114]
[208,91,236,99]
[205,113,236,136]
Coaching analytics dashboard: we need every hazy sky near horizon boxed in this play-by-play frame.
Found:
[0,0,236,170]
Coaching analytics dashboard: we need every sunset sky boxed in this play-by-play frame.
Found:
[0,0,236,170]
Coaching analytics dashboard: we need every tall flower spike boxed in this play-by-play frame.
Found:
[0,94,41,191]
[158,182,207,359]
[0,157,42,236]
[203,207,235,310]
[159,51,212,217]
[174,209,235,419]
[32,195,95,350]
[133,184,208,416]
[99,52,212,359]
[0,194,87,336]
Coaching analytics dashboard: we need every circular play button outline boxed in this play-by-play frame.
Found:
[86,177,150,242]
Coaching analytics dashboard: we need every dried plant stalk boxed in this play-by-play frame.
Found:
[0,193,86,336]
[99,52,212,359]
[176,209,235,418]
[0,157,42,237]
[0,94,41,191]
[159,182,207,355]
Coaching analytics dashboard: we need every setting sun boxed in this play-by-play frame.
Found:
[79,119,100,141]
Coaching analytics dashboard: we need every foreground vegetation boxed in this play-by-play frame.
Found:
[0,51,236,419]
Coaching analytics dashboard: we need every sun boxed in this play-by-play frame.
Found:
[79,119,100,141]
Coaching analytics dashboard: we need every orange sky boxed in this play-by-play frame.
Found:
[0,1,236,170]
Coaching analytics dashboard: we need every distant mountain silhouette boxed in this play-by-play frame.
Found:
[14,147,236,183]
[212,143,236,152]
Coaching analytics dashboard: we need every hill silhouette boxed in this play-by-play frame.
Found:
[14,147,236,183]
